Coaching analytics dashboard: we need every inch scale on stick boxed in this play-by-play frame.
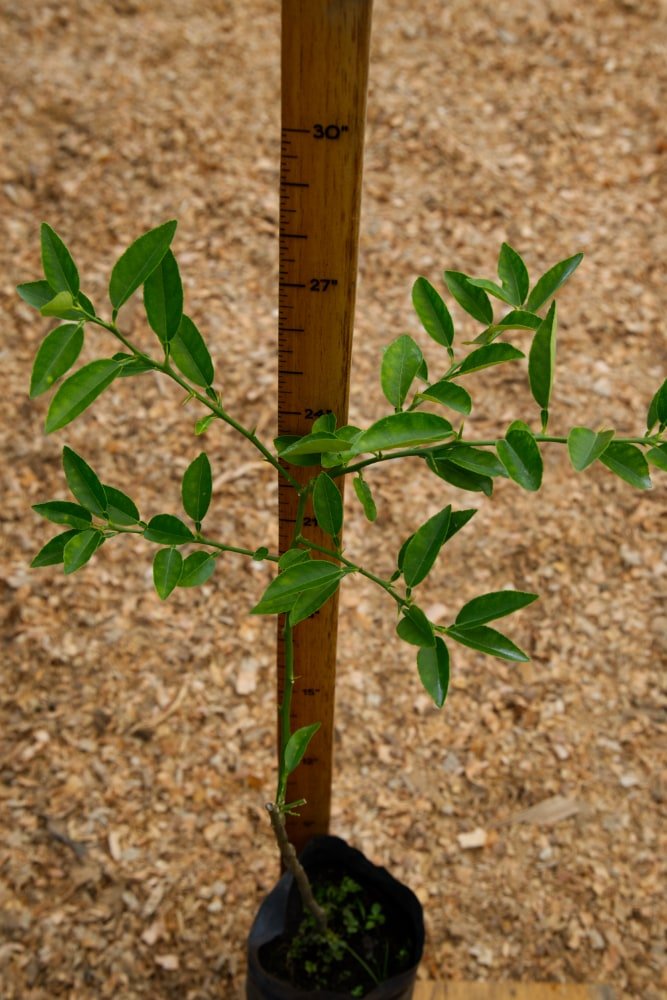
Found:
[277,0,373,853]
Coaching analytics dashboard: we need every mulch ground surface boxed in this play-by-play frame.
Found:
[1,2,665,998]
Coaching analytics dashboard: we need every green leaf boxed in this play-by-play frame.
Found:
[63,529,103,575]
[153,547,183,599]
[446,508,477,539]
[45,359,120,433]
[181,452,212,524]
[143,249,183,344]
[40,223,80,296]
[312,473,343,538]
[169,315,215,388]
[496,429,543,491]
[31,529,80,568]
[109,220,177,311]
[279,432,350,458]
[253,547,270,561]
[62,446,107,516]
[112,353,154,377]
[284,722,321,777]
[195,413,216,436]
[403,506,451,588]
[457,343,524,376]
[599,442,651,490]
[446,624,529,662]
[646,443,667,472]
[289,576,342,626]
[567,427,615,472]
[311,412,336,433]
[103,485,140,525]
[178,550,217,587]
[353,412,453,453]
[353,476,377,522]
[17,280,55,309]
[528,302,557,413]
[30,323,84,398]
[251,561,346,615]
[415,380,472,415]
[444,270,493,324]
[456,590,538,627]
[445,445,508,478]
[278,549,311,571]
[411,277,454,351]
[647,379,667,431]
[467,277,516,305]
[40,291,84,319]
[498,243,529,306]
[425,456,493,496]
[143,514,195,545]
[32,500,92,530]
[471,309,542,345]
[396,605,435,647]
[525,252,584,312]
[417,638,450,708]
[381,334,424,409]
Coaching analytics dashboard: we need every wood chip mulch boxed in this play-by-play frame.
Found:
[0,2,665,998]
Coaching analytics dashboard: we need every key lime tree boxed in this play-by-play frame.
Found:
[19,223,666,991]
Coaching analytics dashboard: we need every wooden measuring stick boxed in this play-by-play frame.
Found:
[278,0,373,852]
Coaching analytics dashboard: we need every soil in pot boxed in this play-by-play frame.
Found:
[259,864,414,996]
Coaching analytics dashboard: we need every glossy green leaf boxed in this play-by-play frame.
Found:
[153,547,183,599]
[353,476,377,522]
[279,432,346,459]
[40,291,84,319]
[444,270,493,324]
[381,334,424,409]
[170,315,214,387]
[646,443,667,472]
[467,277,516,305]
[411,277,454,351]
[278,548,311,571]
[457,343,524,376]
[181,452,212,524]
[445,508,478,541]
[447,624,529,662]
[32,500,92,530]
[396,606,435,647]
[17,280,55,309]
[456,590,538,627]
[525,252,583,312]
[416,380,472,415]
[109,220,177,311]
[63,529,103,575]
[251,561,346,615]
[445,445,508,478]
[30,323,84,398]
[178,550,217,587]
[646,379,667,431]
[103,485,140,525]
[599,442,651,490]
[40,223,80,296]
[528,302,557,413]
[195,413,216,436]
[403,506,451,588]
[111,352,154,377]
[498,243,529,306]
[353,412,453,453]
[45,359,120,433]
[311,412,336,433]
[312,473,343,538]
[284,722,321,776]
[471,309,542,345]
[417,638,450,708]
[143,514,195,545]
[567,427,615,472]
[253,547,269,561]
[62,446,107,516]
[396,533,414,575]
[289,576,342,626]
[143,249,183,344]
[31,529,80,568]
[425,456,493,496]
[496,429,543,491]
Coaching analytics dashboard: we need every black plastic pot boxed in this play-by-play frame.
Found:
[246,835,424,1000]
